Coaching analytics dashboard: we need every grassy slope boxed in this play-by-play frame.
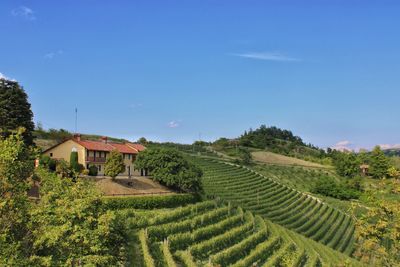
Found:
[251,150,330,169]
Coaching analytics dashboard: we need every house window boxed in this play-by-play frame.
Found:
[50,153,53,157]
[98,165,101,172]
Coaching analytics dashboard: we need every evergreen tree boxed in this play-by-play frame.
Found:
[369,146,391,179]
[69,151,79,172]
[0,79,34,146]
[104,150,125,179]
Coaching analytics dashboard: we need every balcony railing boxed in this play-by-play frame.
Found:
[86,157,106,163]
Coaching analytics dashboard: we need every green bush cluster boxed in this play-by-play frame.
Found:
[311,176,361,200]
[102,193,200,210]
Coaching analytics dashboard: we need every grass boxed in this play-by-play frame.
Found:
[251,150,331,169]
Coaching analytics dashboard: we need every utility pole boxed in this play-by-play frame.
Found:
[75,108,78,134]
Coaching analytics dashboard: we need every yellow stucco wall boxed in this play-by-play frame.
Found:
[43,140,142,177]
[43,140,86,166]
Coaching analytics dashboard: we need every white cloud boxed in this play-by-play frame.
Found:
[0,72,16,81]
[44,50,63,59]
[378,144,400,150]
[12,6,36,20]
[232,52,301,62]
[331,140,353,152]
[167,121,180,128]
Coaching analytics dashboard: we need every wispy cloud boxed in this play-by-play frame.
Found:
[12,6,36,21]
[331,140,353,152]
[44,50,64,59]
[0,72,16,81]
[378,144,400,150]
[232,52,300,62]
[167,121,180,128]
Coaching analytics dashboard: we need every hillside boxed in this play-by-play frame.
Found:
[190,157,356,255]
[123,200,360,266]
[251,151,329,169]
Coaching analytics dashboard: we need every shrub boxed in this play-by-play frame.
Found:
[88,165,98,176]
[311,176,360,200]
[69,151,80,172]
[40,155,56,171]
[102,194,200,210]
[56,160,73,178]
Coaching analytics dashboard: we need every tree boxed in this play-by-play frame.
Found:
[69,151,83,173]
[0,79,35,146]
[237,147,252,165]
[30,168,127,266]
[137,137,148,145]
[352,180,400,266]
[0,130,34,265]
[332,152,360,177]
[55,159,73,178]
[104,150,125,179]
[135,148,202,192]
[369,146,391,179]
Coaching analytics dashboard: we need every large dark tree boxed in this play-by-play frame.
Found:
[0,78,34,146]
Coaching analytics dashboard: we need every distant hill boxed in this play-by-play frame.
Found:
[384,148,400,157]
[213,125,330,165]
[33,128,131,151]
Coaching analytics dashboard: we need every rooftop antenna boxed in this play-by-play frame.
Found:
[75,108,78,134]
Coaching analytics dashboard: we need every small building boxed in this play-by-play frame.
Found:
[360,164,369,176]
[42,134,146,177]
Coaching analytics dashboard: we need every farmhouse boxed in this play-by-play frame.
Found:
[42,134,146,176]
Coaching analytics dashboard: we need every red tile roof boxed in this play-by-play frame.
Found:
[126,143,146,152]
[74,139,142,154]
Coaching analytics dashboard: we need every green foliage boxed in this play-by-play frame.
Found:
[353,180,400,266]
[104,149,125,179]
[311,176,361,200]
[0,131,34,266]
[369,146,391,179]
[88,165,98,176]
[34,125,72,143]
[102,193,200,210]
[55,159,73,178]
[138,137,148,145]
[40,154,56,171]
[69,151,81,172]
[30,168,128,266]
[332,152,361,177]
[135,148,202,192]
[0,79,35,146]
[237,147,252,165]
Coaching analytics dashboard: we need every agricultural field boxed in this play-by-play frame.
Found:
[191,157,356,255]
[251,151,329,169]
[123,200,360,266]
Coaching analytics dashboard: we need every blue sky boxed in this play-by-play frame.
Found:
[1,1,400,150]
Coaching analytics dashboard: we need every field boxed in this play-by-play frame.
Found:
[251,151,329,169]
[191,157,356,255]
[95,177,174,196]
[123,200,360,266]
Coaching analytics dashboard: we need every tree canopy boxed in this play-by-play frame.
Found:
[104,150,125,179]
[135,148,202,193]
[0,79,35,146]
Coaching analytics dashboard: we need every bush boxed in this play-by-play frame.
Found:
[88,165,98,176]
[102,194,200,210]
[104,150,125,179]
[40,155,56,171]
[311,176,360,200]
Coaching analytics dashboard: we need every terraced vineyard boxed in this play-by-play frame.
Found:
[124,200,360,266]
[191,158,356,255]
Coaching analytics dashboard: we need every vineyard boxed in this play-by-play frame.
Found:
[123,200,360,266]
[190,157,356,255]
